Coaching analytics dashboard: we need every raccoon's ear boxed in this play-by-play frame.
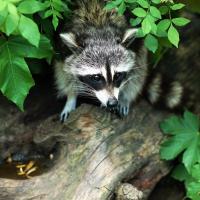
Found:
[121,28,138,44]
[60,32,79,49]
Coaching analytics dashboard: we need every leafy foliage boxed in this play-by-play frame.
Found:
[160,111,200,200]
[105,0,190,52]
[0,0,191,110]
[0,0,70,109]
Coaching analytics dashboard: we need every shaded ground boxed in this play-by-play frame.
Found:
[149,175,185,200]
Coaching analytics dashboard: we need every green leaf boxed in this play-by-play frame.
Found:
[141,17,151,34]
[159,6,169,15]
[6,1,19,33]
[18,0,47,14]
[160,134,192,160]
[104,2,116,10]
[145,14,157,34]
[0,9,8,26]
[184,111,200,132]
[118,2,126,15]
[171,3,185,10]
[8,35,53,60]
[183,138,200,172]
[150,6,161,19]
[130,17,142,26]
[113,0,123,6]
[160,115,185,135]
[156,19,170,36]
[144,34,158,53]
[135,28,145,38]
[191,164,200,180]
[187,181,200,200]
[167,24,179,47]
[172,164,192,182]
[7,0,22,3]
[5,12,19,35]
[125,0,136,3]
[172,17,190,26]
[132,7,147,17]
[157,19,171,31]
[160,110,200,169]
[18,15,40,47]
[150,22,157,35]
[52,13,59,30]
[152,0,160,4]
[0,37,34,110]
[0,0,7,11]
[43,10,53,18]
[7,2,18,14]
[50,0,65,12]
[137,0,149,9]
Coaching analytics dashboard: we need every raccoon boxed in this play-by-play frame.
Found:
[54,0,147,121]
[144,15,200,114]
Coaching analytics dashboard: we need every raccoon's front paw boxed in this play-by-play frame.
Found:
[60,101,76,122]
[60,110,70,122]
[117,103,129,117]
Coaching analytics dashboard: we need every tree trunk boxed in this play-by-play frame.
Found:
[0,92,171,200]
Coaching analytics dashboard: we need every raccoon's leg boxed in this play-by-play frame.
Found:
[117,79,144,117]
[117,92,130,117]
[60,91,77,122]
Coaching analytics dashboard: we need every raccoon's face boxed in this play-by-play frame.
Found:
[76,44,136,107]
[60,28,138,107]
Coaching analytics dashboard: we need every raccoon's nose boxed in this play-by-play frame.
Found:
[107,98,118,108]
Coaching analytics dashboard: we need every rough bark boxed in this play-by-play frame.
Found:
[0,92,171,200]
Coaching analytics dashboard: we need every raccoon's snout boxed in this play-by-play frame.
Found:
[107,97,118,108]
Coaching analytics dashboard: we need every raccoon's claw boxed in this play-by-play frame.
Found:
[60,111,68,123]
[117,104,129,117]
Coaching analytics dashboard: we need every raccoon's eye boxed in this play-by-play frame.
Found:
[79,42,86,48]
[114,72,126,81]
[89,74,103,82]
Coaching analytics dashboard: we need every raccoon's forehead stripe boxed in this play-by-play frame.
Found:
[110,65,115,79]
[106,59,112,84]
[101,67,107,81]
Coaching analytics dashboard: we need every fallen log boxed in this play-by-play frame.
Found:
[0,96,170,200]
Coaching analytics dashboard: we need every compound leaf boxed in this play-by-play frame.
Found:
[160,111,200,172]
